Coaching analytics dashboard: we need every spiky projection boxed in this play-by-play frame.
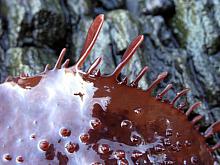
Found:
[1,14,219,165]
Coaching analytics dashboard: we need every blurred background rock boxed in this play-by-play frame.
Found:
[0,0,220,159]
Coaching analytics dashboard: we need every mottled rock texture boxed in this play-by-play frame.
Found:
[0,0,219,160]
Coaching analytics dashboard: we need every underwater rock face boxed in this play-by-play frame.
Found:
[143,0,174,15]
[171,0,220,55]
[5,47,57,77]
[0,0,66,48]
[0,0,220,161]
[171,0,220,110]
[97,0,124,10]
[0,18,3,37]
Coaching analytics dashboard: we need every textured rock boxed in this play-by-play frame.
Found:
[0,18,3,37]
[143,0,174,15]
[0,1,25,47]
[171,0,220,118]
[5,47,56,77]
[31,9,66,48]
[67,0,91,16]
[107,10,139,54]
[0,47,6,82]
[171,0,220,55]
[96,0,124,10]
[0,0,66,48]
[126,0,174,16]
[138,15,186,97]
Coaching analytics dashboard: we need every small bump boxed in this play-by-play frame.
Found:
[18,138,24,143]
[176,132,181,137]
[176,141,182,148]
[113,150,125,160]
[38,140,50,151]
[90,119,102,129]
[130,134,142,145]
[164,160,175,165]
[133,108,142,115]
[154,144,165,152]
[165,128,173,137]
[33,120,37,125]
[191,156,198,164]
[16,156,24,163]
[80,134,90,144]
[121,120,132,129]
[131,151,143,160]
[98,144,110,154]
[184,140,192,147]
[171,144,181,152]
[65,142,79,153]
[30,134,36,139]
[3,154,12,161]
[163,138,171,146]
[59,128,71,137]
[7,125,12,129]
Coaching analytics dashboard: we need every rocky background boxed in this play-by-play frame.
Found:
[0,0,220,160]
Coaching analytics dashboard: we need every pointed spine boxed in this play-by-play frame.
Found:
[111,35,144,78]
[87,57,102,75]
[62,59,70,68]
[210,141,220,152]
[44,64,50,72]
[170,88,190,106]
[156,84,173,100]
[185,102,201,116]
[204,121,220,138]
[76,14,104,68]
[191,115,203,125]
[131,66,148,87]
[146,72,168,93]
[54,48,66,70]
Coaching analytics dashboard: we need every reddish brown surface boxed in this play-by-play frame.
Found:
[85,75,214,164]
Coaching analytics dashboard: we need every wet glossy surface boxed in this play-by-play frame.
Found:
[83,75,214,165]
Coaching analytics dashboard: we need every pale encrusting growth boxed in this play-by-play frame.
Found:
[0,68,110,164]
